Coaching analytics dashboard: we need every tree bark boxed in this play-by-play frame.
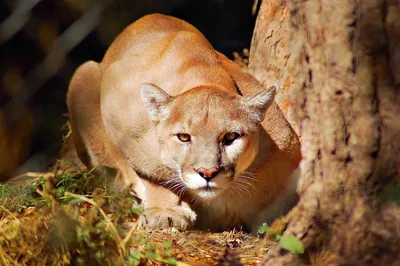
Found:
[250,0,400,265]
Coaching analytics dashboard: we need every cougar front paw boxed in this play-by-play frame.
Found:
[138,205,197,231]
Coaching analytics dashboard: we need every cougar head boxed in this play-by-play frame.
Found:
[141,83,276,198]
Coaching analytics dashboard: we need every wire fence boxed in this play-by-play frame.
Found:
[0,0,112,179]
[3,1,106,124]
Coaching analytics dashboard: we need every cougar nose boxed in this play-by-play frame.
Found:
[196,167,220,180]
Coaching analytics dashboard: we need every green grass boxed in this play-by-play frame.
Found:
[0,163,183,266]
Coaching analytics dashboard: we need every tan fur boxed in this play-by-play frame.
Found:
[67,14,301,231]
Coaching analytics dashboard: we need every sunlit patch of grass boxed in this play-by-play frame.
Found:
[0,163,182,266]
[0,177,41,212]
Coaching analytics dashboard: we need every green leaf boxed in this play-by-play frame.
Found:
[128,250,142,265]
[144,252,158,260]
[164,258,177,264]
[56,186,65,197]
[132,205,144,215]
[67,197,85,205]
[129,249,142,260]
[279,235,304,254]
[164,248,174,256]
[257,222,269,235]
[128,256,140,266]
[146,243,156,251]
[162,240,172,248]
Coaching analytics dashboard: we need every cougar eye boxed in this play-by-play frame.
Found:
[223,132,240,145]
[176,133,191,142]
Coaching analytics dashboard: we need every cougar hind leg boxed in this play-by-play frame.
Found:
[67,61,101,167]
[66,61,132,190]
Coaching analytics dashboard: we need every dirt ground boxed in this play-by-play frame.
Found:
[143,229,267,265]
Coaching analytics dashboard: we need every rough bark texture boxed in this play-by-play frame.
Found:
[250,0,400,265]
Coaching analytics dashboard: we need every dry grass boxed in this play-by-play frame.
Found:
[0,166,180,265]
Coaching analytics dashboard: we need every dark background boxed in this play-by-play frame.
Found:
[0,0,258,179]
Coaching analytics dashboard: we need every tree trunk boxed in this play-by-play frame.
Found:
[250,0,400,265]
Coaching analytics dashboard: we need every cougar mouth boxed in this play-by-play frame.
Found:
[193,183,220,192]
[203,185,219,191]
[196,186,222,198]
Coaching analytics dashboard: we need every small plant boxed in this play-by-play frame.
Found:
[257,222,269,235]
[279,235,304,254]
[257,222,282,242]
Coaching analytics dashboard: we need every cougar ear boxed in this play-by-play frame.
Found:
[242,86,276,122]
[140,83,173,123]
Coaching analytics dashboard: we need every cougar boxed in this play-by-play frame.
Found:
[67,14,301,231]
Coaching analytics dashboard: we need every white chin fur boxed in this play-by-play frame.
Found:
[197,189,219,198]
[182,173,230,191]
